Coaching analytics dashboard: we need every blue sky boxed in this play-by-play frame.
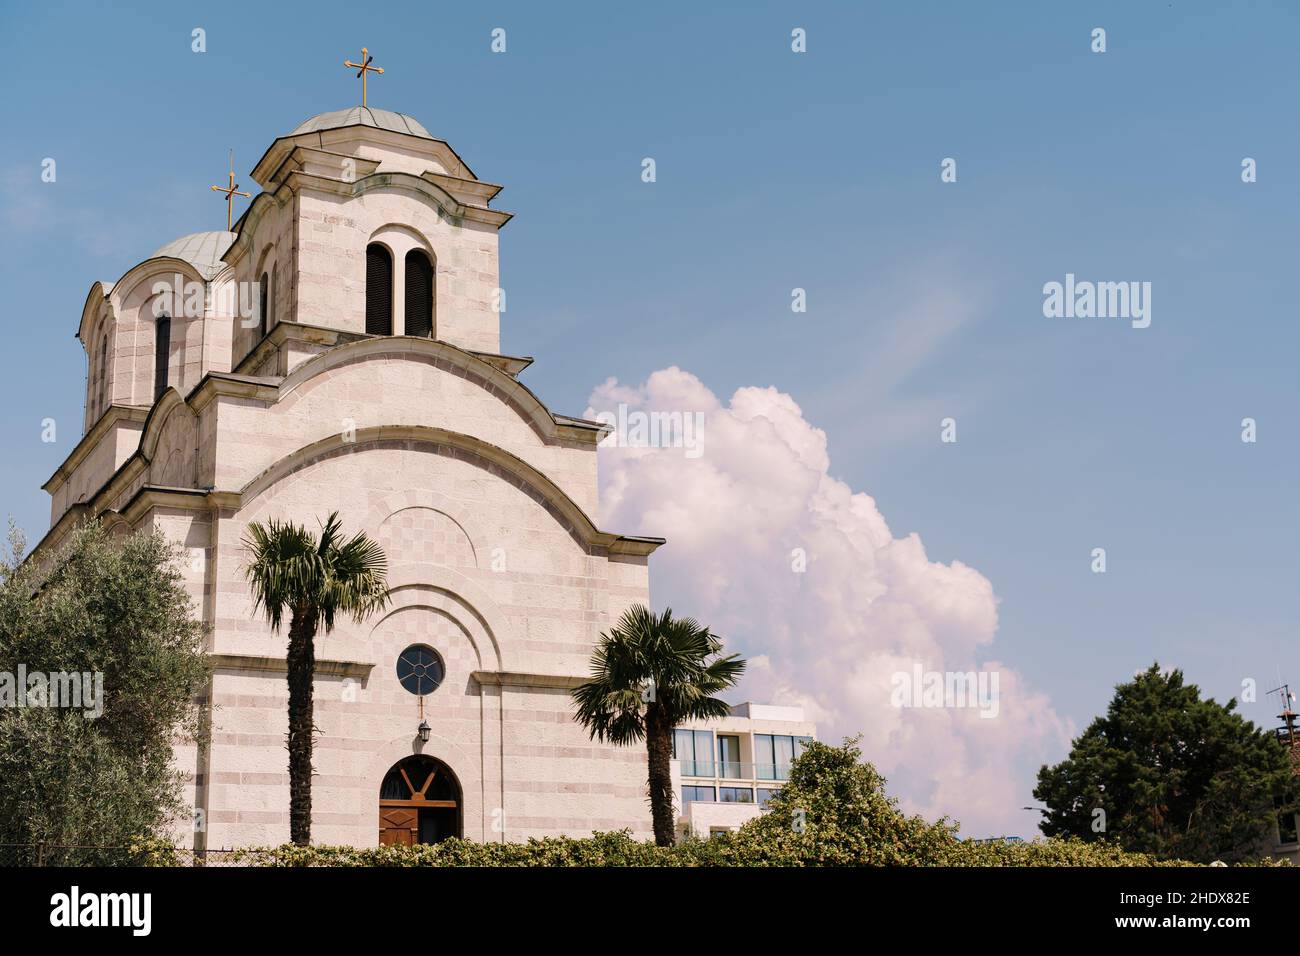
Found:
[3,1,1298,829]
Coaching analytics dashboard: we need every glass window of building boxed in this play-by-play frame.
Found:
[775,735,795,779]
[718,735,741,778]
[681,785,715,804]
[755,734,774,779]
[719,787,754,804]
[755,734,808,780]
[673,729,715,777]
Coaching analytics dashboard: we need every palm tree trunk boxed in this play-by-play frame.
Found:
[645,706,676,847]
[286,604,318,846]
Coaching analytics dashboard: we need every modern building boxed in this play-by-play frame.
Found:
[32,103,674,848]
[670,703,816,840]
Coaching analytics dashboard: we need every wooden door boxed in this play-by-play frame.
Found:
[379,806,418,846]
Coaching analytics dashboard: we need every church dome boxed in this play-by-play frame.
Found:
[149,231,236,280]
[289,107,433,140]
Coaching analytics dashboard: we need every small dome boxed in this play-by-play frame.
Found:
[289,107,433,139]
[149,231,236,280]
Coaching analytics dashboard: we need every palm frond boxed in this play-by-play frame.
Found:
[570,603,746,742]
[243,513,390,635]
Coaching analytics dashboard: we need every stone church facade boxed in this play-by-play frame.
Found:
[36,107,663,848]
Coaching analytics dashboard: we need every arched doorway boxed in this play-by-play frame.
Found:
[378,755,462,846]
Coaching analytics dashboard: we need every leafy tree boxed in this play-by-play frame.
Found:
[571,605,744,846]
[243,512,389,846]
[736,735,958,865]
[1034,663,1296,863]
[0,522,208,863]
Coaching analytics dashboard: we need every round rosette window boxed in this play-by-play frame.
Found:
[396,644,445,696]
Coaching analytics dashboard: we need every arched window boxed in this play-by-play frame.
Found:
[404,249,434,337]
[259,271,270,338]
[88,339,100,419]
[269,264,277,334]
[365,243,393,335]
[154,315,171,401]
[97,336,108,414]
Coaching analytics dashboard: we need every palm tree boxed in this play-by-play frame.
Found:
[243,512,390,845]
[572,605,745,846]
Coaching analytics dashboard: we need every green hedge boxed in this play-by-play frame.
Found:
[262,834,1190,867]
[130,739,1289,867]
[134,831,1258,867]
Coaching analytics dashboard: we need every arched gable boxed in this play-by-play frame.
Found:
[349,170,508,227]
[78,281,116,346]
[111,257,211,313]
[277,337,586,447]
[146,399,199,488]
[138,388,186,456]
[98,511,133,539]
[237,424,608,553]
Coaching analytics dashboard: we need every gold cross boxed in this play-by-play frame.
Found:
[210,151,250,231]
[343,46,384,108]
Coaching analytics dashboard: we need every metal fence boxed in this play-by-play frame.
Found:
[0,843,246,867]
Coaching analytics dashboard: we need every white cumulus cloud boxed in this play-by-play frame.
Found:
[587,367,1071,837]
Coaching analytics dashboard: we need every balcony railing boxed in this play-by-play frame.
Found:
[678,759,715,778]
[680,792,782,810]
[676,760,791,781]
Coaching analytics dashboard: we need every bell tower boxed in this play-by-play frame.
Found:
[221,106,512,376]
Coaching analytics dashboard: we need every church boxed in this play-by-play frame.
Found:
[35,89,672,848]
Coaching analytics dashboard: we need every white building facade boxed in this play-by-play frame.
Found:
[37,107,672,849]
[671,703,817,840]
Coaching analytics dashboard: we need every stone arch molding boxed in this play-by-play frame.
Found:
[99,512,133,538]
[139,389,193,465]
[370,488,490,568]
[276,336,565,445]
[238,424,602,551]
[145,398,199,487]
[78,282,116,346]
[115,258,209,310]
[368,222,435,259]
[351,173,463,226]
[374,572,507,674]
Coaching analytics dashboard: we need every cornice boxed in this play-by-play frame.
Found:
[471,670,586,690]
[42,405,151,493]
[210,653,374,680]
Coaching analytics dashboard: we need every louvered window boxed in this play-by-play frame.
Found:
[154,316,171,401]
[404,250,434,337]
[366,244,393,335]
